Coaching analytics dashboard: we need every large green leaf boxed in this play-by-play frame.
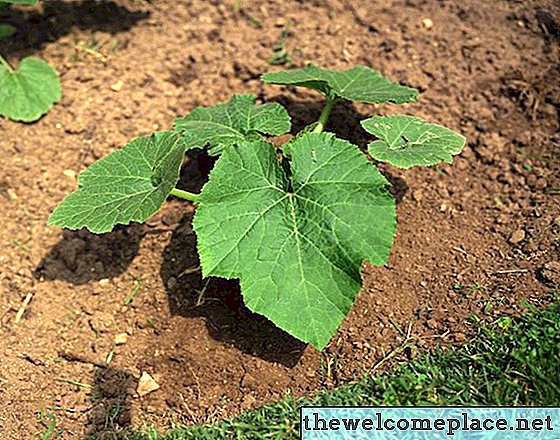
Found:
[48,132,191,234]
[261,64,418,104]
[194,133,396,348]
[174,94,291,155]
[0,57,61,122]
[362,115,466,169]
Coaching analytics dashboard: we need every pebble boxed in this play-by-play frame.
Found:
[241,394,257,409]
[540,261,560,287]
[412,189,423,202]
[422,18,434,29]
[534,178,548,191]
[509,229,525,244]
[241,373,259,390]
[63,169,76,180]
[145,215,160,227]
[454,332,467,343]
[426,318,438,329]
[7,189,17,200]
[137,371,160,397]
[114,333,128,345]
[162,210,182,226]
[111,80,124,92]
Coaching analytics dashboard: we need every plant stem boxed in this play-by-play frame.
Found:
[170,188,198,202]
[0,53,14,73]
[312,97,335,133]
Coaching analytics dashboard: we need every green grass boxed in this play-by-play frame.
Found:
[100,300,560,439]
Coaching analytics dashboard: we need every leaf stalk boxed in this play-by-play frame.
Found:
[0,53,14,73]
[312,97,335,133]
[170,187,199,202]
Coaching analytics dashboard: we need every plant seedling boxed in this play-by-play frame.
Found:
[268,23,295,66]
[0,0,61,122]
[49,64,466,349]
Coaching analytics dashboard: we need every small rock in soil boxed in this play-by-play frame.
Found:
[162,209,182,226]
[240,394,257,409]
[454,332,467,343]
[539,261,560,288]
[137,371,160,397]
[422,18,434,29]
[426,318,439,329]
[111,80,124,92]
[509,229,525,244]
[412,189,423,202]
[241,373,259,390]
[534,178,548,191]
[114,333,128,345]
[62,169,76,180]
[145,214,161,227]
[7,189,17,200]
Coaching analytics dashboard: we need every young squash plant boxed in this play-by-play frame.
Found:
[0,0,61,122]
[49,64,466,349]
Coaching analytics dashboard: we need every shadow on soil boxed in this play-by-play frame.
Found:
[160,214,307,368]
[0,0,149,57]
[269,97,371,145]
[34,226,143,284]
[87,367,136,439]
[160,148,306,367]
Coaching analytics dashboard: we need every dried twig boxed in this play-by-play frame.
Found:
[14,292,33,324]
[75,42,108,63]
[492,268,531,275]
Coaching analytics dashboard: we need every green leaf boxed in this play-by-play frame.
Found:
[362,115,467,168]
[0,57,61,122]
[0,24,16,39]
[0,0,38,4]
[174,94,291,155]
[194,133,396,348]
[48,132,191,234]
[261,64,418,104]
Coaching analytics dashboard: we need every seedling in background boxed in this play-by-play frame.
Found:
[49,64,466,349]
[0,0,61,122]
[268,23,296,66]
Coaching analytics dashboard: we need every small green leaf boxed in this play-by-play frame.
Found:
[0,24,16,39]
[0,57,61,122]
[362,115,466,168]
[174,94,291,155]
[0,0,38,4]
[261,64,418,104]
[194,133,396,348]
[48,132,191,234]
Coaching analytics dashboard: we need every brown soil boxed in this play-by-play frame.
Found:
[1,0,559,438]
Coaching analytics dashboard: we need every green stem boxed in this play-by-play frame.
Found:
[312,97,335,133]
[0,53,14,73]
[170,188,198,202]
